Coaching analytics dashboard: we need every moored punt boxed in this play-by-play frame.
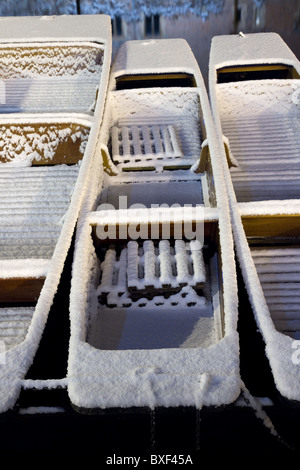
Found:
[68,39,240,412]
[0,14,112,412]
[209,32,300,402]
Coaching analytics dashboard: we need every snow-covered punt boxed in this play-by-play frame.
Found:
[209,33,300,402]
[209,32,300,203]
[68,39,240,411]
[0,15,112,412]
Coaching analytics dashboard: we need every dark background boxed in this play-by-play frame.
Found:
[0,238,299,457]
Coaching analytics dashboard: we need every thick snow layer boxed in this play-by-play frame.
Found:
[0,14,111,44]
[0,259,50,279]
[0,123,89,165]
[111,38,202,85]
[238,200,300,216]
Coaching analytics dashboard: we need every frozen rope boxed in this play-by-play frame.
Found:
[240,380,296,452]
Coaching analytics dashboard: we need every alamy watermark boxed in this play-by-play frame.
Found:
[95,196,205,243]
[292,340,300,365]
[0,340,6,365]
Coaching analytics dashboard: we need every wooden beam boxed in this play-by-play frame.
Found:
[217,63,299,82]
[242,214,300,239]
[0,122,90,165]
[116,73,197,90]
[0,277,45,303]
[91,220,218,248]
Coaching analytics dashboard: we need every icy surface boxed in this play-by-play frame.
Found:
[0,259,50,279]
[88,306,215,350]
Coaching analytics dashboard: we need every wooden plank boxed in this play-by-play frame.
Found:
[242,214,300,238]
[116,73,197,90]
[0,277,45,303]
[217,63,300,82]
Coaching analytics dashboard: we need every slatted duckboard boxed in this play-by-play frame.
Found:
[97,239,206,307]
[111,116,202,170]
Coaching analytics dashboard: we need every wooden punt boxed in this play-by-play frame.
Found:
[209,32,300,402]
[0,14,112,413]
[67,39,240,412]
